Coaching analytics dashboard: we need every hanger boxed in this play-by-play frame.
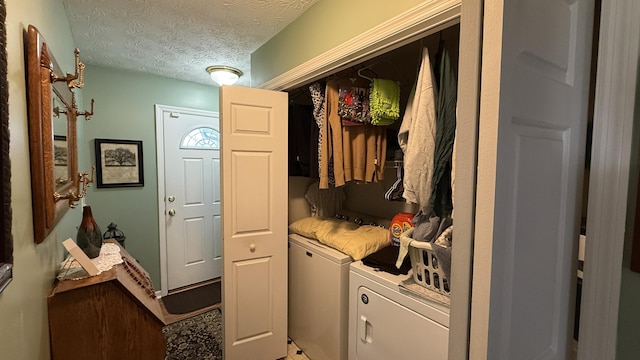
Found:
[357,66,377,82]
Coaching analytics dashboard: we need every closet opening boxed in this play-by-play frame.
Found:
[285,23,462,360]
[287,24,460,220]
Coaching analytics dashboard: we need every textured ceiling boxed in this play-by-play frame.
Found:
[61,0,319,87]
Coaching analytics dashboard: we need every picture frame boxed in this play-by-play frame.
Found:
[53,135,69,188]
[94,138,144,188]
[54,135,67,166]
[0,0,12,293]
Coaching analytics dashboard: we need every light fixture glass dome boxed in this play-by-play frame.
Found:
[206,65,243,86]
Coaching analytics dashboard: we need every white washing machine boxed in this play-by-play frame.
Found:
[288,233,352,360]
[348,260,450,360]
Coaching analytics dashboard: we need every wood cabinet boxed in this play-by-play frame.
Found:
[47,245,168,360]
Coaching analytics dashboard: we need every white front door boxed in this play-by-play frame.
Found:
[220,86,288,359]
[471,0,595,359]
[156,105,222,292]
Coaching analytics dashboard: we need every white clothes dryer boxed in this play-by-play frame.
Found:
[348,260,450,360]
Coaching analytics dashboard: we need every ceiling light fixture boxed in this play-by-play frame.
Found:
[206,65,243,86]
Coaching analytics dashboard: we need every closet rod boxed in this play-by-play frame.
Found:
[357,58,404,83]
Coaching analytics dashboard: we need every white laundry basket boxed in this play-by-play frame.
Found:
[401,227,451,296]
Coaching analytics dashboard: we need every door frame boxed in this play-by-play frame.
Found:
[578,1,640,358]
[256,0,638,359]
[155,104,220,296]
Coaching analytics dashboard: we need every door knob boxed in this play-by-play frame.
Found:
[168,209,176,216]
[168,195,175,202]
[249,244,256,252]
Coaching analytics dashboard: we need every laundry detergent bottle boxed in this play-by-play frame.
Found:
[390,212,414,246]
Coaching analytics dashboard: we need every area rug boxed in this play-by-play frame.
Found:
[162,281,221,314]
[163,308,223,360]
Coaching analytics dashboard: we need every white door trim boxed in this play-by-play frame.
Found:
[448,1,483,359]
[257,0,462,91]
[578,1,640,358]
[155,104,219,296]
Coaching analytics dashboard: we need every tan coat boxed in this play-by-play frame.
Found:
[320,78,387,189]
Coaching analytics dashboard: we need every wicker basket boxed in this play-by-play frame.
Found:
[401,227,451,296]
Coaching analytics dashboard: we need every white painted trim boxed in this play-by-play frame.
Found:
[154,104,219,296]
[155,105,168,296]
[469,0,504,357]
[258,0,461,91]
[448,1,483,359]
[578,1,640,359]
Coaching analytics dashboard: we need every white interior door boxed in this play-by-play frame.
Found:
[221,85,288,359]
[471,0,594,359]
[157,105,222,292]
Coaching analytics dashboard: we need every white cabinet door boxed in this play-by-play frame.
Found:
[221,85,288,360]
[471,0,595,358]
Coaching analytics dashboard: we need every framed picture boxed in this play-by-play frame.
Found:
[53,135,69,187]
[53,135,67,166]
[94,138,144,188]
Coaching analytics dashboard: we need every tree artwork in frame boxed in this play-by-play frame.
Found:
[53,135,69,187]
[95,139,144,188]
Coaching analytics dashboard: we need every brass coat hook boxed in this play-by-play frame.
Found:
[50,48,85,89]
[53,167,95,208]
[71,92,95,121]
[77,98,95,121]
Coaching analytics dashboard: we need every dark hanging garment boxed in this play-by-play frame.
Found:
[309,120,320,179]
[288,104,314,177]
[309,82,325,180]
[430,44,457,217]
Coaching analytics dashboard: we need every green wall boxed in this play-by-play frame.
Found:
[616,51,640,360]
[2,0,80,359]
[617,203,640,357]
[81,65,218,288]
[251,0,425,86]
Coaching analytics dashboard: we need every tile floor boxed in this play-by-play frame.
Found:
[283,338,310,360]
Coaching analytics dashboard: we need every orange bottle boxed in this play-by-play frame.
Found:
[390,212,414,246]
